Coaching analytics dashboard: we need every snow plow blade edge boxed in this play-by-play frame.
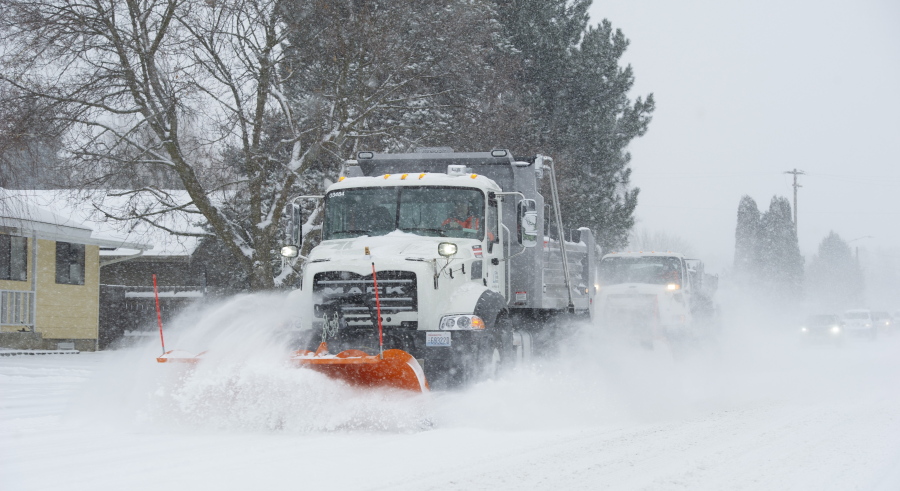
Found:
[156,350,206,363]
[290,343,428,392]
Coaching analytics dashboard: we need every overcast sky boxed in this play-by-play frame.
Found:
[588,1,900,271]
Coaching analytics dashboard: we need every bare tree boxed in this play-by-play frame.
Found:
[0,0,508,290]
[0,84,67,188]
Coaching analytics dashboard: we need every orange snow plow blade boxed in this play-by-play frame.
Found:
[154,343,428,392]
[290,343,428,392]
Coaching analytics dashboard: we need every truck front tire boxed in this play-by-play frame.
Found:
[423,312,513,390]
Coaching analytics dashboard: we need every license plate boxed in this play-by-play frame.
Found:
[426,331,451,347]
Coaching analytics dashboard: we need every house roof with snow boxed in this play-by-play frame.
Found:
[0,189,208,257]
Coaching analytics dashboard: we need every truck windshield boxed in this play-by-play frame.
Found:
[807,315,839,326]
[323,186,486,240]
[598,256,683,286]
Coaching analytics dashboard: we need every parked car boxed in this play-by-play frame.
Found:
[842,309,877,340]
[799,314,844,344]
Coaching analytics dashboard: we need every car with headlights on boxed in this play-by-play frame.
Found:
[842,309,877,340]
[799,314,844,344]
[872,311,893,335]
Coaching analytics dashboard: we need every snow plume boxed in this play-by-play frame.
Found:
[70,291,899,437]
[548,295,900,424]
[432,302,900,432]
[73,293,428,434]
[429,326,702,431]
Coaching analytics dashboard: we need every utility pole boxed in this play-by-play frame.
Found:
[784,168,805,236]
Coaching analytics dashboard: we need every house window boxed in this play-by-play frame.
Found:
[56,242,85,285]
[0,234,28,281]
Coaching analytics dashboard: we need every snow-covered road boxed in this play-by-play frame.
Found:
[3,302,900,490]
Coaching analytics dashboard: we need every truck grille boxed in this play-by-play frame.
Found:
[312,271,418,321]
[605,293,658,307]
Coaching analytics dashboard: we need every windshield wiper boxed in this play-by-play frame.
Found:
[335,229,372,237]
[400,227,447,237]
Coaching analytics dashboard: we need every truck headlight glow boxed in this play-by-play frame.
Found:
[438,242,458,257]
[830,325,841,334]
[280,245,299,258]
[666,283,680,291]
[439,314,485,330]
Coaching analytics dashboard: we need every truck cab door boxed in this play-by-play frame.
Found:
[681,258,695,315]
[484,194,505,298]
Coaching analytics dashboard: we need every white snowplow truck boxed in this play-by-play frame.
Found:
[590,251,719,349]
[282,149,597,390]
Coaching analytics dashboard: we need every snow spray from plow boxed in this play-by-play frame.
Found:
[153,268,429,392]
[137,291,429,432]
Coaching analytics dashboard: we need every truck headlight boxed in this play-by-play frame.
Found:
[666,283,680,291]
[439,314,485,330]
[281,245,300,258]
[830,325,841,334]
[438,242,458,257]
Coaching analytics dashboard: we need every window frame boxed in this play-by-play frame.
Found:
[0,234,28,282]
[323,186,487,241]
[55,241,85,285]
[598,256,684,287]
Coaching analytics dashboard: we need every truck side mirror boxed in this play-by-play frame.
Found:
[518,199,537,248]
[281,203,302,258]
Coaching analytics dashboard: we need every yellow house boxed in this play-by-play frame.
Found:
[1,192,150,351]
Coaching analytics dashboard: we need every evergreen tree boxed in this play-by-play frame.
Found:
[493,0,591,148]
[759,196,804,308]
[806,232,864,311]
[557,21,653,250]
[492,1,654,251]
[281,0,514,159]
[734,195,762,284]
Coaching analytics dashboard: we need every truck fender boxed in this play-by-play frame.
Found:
[442,285,506,330]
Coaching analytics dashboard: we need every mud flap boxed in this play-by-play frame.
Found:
[423,330,485,390]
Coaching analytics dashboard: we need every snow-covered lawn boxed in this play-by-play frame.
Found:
[3,300,900,490]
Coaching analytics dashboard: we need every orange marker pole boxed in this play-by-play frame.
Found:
[152,274,165,355]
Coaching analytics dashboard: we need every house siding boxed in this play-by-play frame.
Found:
[0,236,101,351]
[35,239,100,346]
